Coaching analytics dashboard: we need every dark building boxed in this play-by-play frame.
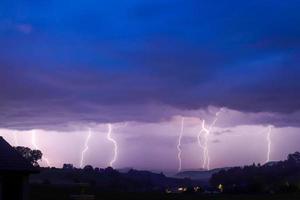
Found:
[0,137,38,200]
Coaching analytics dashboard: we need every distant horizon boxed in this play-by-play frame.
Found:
[1,120,297,172]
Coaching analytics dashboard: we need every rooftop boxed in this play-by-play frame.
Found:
[0,137,38,173]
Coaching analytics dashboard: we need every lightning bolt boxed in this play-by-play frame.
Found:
[107,124,118,168]
[13,132,19,146]
[265,125,273,163]
[80,128,92,168]
[177,117,185,172]
[197,108,224,170]
[197,120,210,170]
[31,130,51,167]
[31,130,38,150]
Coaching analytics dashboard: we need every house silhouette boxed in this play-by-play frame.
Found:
[0,137,38,200]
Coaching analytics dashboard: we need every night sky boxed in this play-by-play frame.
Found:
[1,0,300,171]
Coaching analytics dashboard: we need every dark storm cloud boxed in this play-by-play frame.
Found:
[218,109,300,129]
[1,0,300,129]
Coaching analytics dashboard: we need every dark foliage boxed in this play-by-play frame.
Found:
[14,146,42,167]
[63,164,74,170]
[83,165,94,172]
[210,152,300,194]
[30,167,202,193]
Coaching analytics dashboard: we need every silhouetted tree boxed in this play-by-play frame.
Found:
[14,146,42,167]
[288,152,300,164]
[63,163,74,170]
[83,165,94,172]
[104,167,120,177]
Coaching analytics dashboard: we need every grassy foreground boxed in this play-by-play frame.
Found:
[30,185,300,200]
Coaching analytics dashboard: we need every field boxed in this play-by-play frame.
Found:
[30,185,300,200]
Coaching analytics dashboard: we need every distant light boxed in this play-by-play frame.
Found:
[194,186,201,192]
[218,184,224,192]
[165,189,172,194]
[178,187,187,192]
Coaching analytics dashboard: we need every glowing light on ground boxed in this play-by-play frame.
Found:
[177,117,185,172]
[80,128,92,168]
[107,124,118,167]
[31,130,51,167]
[197,108,224,170]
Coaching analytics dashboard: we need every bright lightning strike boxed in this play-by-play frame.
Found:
[42,157,51,168]
[31,130,51,167]
[197,108,224,170]
[177,117,185,172]
[13,132,19,146]
[265,125,273,164]
[107,124,118,168]
[31,130,38,150]
[80,128,92,168]
[198,120,210,170]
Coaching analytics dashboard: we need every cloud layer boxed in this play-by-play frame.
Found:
[0,0,300,129]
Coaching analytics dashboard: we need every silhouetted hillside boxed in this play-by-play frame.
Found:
[211,152,300,194]
[176,168,231,184]
[30,166,202,192]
